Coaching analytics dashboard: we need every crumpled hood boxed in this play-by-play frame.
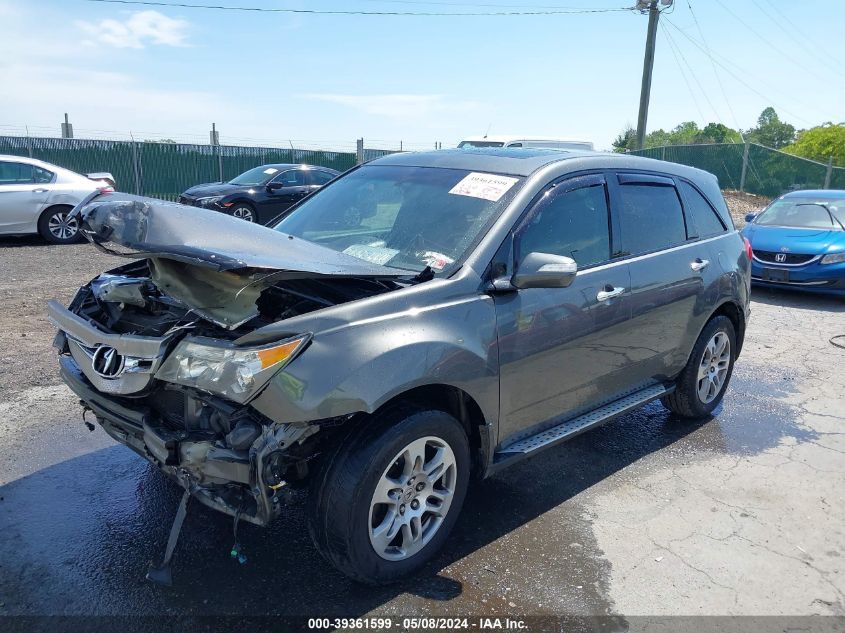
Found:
[73,192,407,278]
[182,182,242,197]
[742,224,845,254]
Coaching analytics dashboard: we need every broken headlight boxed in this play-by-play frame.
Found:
[155,335,309,403]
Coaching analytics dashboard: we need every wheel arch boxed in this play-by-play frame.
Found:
[38,202,75,220]
[709,299,746,357]
[371,383,492,478]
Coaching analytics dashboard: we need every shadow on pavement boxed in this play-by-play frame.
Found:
[751,286,844,312]
[0,361,808,619]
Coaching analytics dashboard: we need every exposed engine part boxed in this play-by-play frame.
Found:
[225,419,261,451]
[91,273,152,307]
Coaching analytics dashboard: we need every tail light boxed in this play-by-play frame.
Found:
[98,185,114,194]
[743,237,753,260]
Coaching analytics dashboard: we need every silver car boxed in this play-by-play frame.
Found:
[0,155,115,244]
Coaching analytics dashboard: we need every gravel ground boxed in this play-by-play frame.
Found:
[0,222,843,628]
[723,189,772,227]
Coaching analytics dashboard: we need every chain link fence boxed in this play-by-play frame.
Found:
[0,135,374,201]
[630,143,845,197]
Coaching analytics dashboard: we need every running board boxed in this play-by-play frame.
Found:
[495,384,671,461]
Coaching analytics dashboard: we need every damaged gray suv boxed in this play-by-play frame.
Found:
[50,148,750,584]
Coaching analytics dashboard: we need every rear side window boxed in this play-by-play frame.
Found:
[679,181,726,238]
[517,179,611,268]
[615,180,686,256]
[0,161,35,184]
[310,171,335,185]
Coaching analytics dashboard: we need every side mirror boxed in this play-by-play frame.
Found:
[512,252,577,289]
[744,213,756,223]
[267,181,284,192]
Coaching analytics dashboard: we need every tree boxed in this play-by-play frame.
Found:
[668,121,701,145]
[696,122,742,144]
[746,107,795,149]
[612,126,637,153]
[784,123,845,167]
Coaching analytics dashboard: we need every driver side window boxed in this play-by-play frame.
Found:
[516,178,611,269]
[272,170,307,187]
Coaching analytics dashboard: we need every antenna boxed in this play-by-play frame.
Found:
[483,123,492,139]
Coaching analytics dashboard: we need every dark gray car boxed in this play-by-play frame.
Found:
[49,148,751,584]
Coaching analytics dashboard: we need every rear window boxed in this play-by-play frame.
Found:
[616,181,686,256]
[457,141,504,148]
[679,181,726,238]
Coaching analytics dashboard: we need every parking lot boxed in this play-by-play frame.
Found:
[0,234,843,623]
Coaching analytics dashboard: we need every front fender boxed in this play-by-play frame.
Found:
[249,295,499,429]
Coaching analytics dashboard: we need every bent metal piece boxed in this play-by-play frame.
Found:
[146,488,191,587]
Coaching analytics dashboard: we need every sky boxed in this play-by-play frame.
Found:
[2,0,844,152]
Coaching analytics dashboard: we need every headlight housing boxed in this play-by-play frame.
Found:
[155,335,309,403]
[820,252,845,265]
[196,195,225,207]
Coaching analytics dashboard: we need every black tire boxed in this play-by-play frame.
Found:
[228,202,255,223]
[662,315,737,419]
[37,205,82,244]
[308,405,470,584]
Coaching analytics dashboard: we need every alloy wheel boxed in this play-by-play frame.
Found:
[697,331,731,404]
[232,206,254,222]
[368,436,457,561]
[48,212,79,241]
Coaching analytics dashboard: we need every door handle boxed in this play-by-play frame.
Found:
[596,286,625,302]
[690,258,710,272]
[32,188,49,193]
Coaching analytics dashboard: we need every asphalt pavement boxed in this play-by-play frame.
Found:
[0,237,843,628]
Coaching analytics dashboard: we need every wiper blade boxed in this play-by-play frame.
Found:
[797,202,845,231]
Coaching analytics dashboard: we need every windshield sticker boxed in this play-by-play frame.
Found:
[263,168,279,175]
[343,244,399,266]
[421,251,455,271]
[449,172,519,202]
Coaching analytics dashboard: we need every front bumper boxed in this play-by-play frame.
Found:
[750,258,845,295]
[55,330,315,527]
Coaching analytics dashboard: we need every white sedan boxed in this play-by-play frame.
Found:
[0,155,115,244]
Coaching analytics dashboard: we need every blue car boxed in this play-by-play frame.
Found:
[741,189,845,296]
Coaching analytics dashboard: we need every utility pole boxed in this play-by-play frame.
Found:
[635,0,667,150]
[61,113,73,139]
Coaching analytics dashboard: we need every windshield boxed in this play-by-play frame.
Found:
[229,165,282,186]
[273,164,524,273]
[458,141,504,148]
[756,197,845,230]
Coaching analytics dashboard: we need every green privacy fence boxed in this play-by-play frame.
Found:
[0,136,361,201]
[630,143,845,197]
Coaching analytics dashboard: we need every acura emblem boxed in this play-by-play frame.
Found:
[775,253,787,263]
[91,345,125,378]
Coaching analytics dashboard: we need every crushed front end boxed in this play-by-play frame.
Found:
[49,194,406,527]
[49,265,323,526]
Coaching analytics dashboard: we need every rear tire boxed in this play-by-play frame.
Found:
[38,206,82,244]
[662,315,736,419]
[308,405,470,584]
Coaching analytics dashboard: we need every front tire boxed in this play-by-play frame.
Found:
[38,206,81,244]
[662,315,737,419]
[229,203,255,222]
[308,406,470,584]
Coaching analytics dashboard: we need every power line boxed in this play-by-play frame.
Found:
[659,21,713,124]
[751,0,845,82]
[685,0,743,140]
[662,17,816,127]
[358,0,627,8]
[711,0,832,85]
[84,0,634,16]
